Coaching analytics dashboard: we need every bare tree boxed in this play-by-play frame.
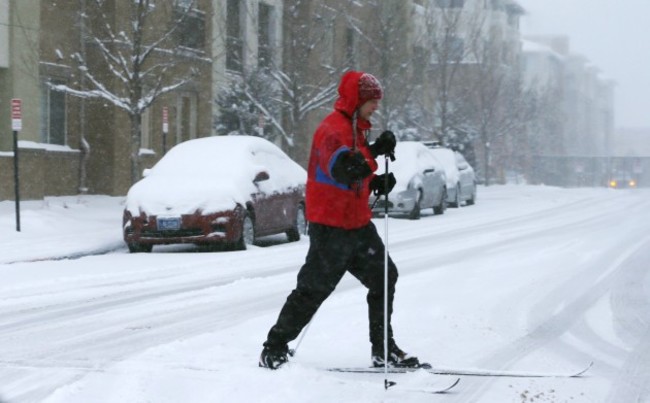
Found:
[215,67,286,142]
[420,3,484,147]
[354,1,414,135]
[463,32,529,185]
[218,1,342,164]
[274,1,343,162]
[519,79,565,183]
[52,0,205,185]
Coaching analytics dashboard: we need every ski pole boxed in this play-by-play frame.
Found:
[382,154,395,390]
[288,320,312,357]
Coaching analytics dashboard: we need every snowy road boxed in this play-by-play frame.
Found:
[1,185,649,402]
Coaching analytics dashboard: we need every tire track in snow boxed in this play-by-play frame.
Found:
[0,247,306,402]
[445,234,650,402]
[389,192,649,403]
[604,240,650,402]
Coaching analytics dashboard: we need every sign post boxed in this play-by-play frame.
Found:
[11,99,22,232]
[162,106,169,155]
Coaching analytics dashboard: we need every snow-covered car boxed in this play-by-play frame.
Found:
[426,145,477,207]
[123,136,307,252]
[369,141,447,219]
[453,150,477,205]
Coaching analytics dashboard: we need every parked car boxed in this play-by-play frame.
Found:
[369,141,447,219]
[425,144,477,207]
[123,136,307,252]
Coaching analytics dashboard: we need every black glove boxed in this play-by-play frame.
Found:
[331,151,373,186]
[369,130,396,160]
[369,173,396,196]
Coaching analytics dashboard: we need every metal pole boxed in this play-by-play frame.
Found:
[13,130,21,232]
[288,319,312,357]
[383,155,392,389]
[162,130,167,155]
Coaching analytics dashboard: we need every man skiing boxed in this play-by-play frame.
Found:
[259,71,422,370]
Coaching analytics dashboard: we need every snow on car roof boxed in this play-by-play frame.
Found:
[429,147,459,186]
[377,142,442,192]
[153,136,298,176]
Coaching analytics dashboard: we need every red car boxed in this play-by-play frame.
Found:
[123,136,307,252]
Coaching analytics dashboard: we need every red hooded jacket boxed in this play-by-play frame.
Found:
[305,71,379,229]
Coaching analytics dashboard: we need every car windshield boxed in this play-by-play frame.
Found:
[430,148,456,169]
[379,142,437,190]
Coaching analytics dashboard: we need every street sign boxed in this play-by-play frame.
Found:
[11,99,22,131]
[11,98,22,231]
[162,106,169,133]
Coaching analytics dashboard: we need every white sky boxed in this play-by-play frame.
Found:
[517,0,650,129]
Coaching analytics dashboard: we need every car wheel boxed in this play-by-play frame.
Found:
[408,191,422,220]
[466,185,477,206]
[449,184,461,208]
[127,243,153,253]
[234,213,255,250]
[286,204,306,242]
[433,188,447,215]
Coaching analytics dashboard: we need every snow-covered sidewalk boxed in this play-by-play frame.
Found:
[0,196,125,264]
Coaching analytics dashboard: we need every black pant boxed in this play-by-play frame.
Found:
[264,221,398,351]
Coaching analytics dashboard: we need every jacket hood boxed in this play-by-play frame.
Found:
[333,71,365,117]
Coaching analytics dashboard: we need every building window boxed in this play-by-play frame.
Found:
[226,0,244,72]
[141,108,151,150]
[435,0,465,8]
[508,13,519,28]
[316,6,335,67]
[449,36,465,61]
[176,93,197,144]
[320,28,334,66]
[258,3,275,68]
[346,27,357,69]
[413,45,426,79]
[40,79,67,145]
[489,0,503,10]
[174,5,206,50]
[0,0,8,69]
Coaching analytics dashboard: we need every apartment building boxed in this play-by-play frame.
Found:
[1,0,215,199]
[1,0,387,199]
[211,0,283,118]
[2,0,532,199]
[523,35,616,186]
[521,38,565,157]
[419,0,525,183]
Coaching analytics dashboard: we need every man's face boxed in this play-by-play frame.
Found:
[358,99,380,120]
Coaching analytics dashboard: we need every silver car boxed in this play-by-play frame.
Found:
[369,141,447,220]
[427,145,477,207]
[454,151,477,205]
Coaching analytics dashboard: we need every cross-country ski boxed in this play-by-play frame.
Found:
[327,361,593,378]
[390,377,461,395]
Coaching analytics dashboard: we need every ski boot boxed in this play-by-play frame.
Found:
[259,344,289,370]
[371,342,429,368]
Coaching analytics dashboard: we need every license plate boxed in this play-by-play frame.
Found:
[157,217,181,231]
